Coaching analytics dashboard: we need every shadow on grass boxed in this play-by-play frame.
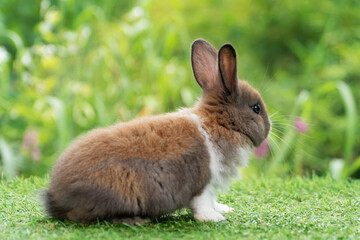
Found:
[36,209,204,230]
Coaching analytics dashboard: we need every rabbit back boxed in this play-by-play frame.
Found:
[45,112,211,223]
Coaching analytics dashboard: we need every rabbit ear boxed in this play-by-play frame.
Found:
[191,39,219,91]
[218,44,238,94]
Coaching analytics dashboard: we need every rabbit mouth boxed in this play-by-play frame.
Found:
[230,126,257,147]
[240,129,260,147]
[245,133,257,147]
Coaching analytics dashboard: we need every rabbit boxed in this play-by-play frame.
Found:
[43,39,271,225]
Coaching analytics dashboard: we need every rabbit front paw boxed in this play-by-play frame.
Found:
[194,208,226,222]
[214,202,234,213]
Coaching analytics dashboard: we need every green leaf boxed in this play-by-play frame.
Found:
[337,81,358,177]
[0,138,17,178]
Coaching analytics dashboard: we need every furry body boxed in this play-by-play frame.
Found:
[45,110,250,223]
[44,39,270,224]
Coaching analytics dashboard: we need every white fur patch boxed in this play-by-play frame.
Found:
[186,113,224,188]
[184,113,252,190]
[229,146,252,180]
[180,112,252,221]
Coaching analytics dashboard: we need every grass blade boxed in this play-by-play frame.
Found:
[337,81,358,176]
[47,97,70,151]
[0,138,17,178]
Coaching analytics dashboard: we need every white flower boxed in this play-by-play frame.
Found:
[0,46,10,65]
[127,6,144,21]
[39,44,56,56]
[21,51,32,67]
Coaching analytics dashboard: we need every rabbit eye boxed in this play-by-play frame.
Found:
[251,104,261,114]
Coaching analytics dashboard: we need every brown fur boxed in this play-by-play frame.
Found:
[43,39,270,224]
[45,114,211,223]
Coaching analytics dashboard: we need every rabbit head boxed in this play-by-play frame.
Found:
[191,39,271,147]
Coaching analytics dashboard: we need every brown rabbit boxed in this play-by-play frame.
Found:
[43,39,271,224]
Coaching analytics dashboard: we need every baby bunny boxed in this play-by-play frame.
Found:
[43,39,271,224]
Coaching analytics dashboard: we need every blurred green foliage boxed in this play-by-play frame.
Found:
[0,0,359,178]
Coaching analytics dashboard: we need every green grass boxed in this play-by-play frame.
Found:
[1,176,360,239]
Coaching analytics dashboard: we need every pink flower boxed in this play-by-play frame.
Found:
[22,129,41,161]
[22,130,38,148]
[31,148,41,161]
[294,117,308,133]
[254,140,269,158]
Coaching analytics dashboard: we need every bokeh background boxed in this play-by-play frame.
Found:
[0,0,359,179]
